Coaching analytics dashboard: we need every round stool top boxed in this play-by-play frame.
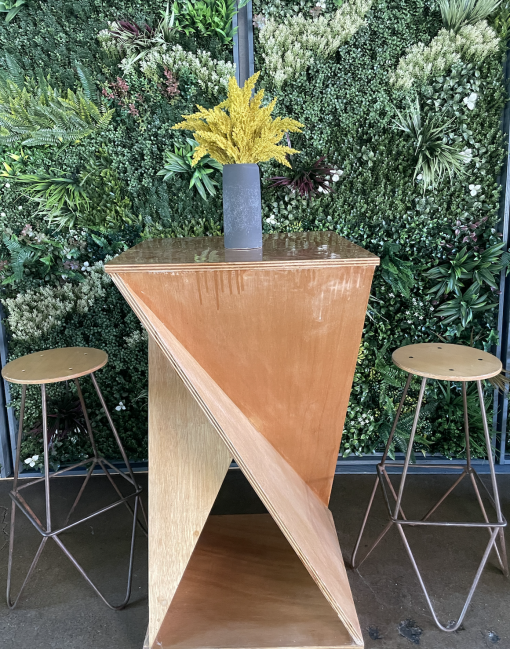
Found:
[1,347,108,384]
[392,343,501,382]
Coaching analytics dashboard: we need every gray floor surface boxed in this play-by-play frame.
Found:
[0,470,509,648]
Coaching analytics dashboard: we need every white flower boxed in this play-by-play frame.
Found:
[18,205,22,210]
[115,401,126,411]
[461,148,473,164]
[463,92,478,110]
[0,212,5,217]
[417,174,423,180]
[332,174,340,182]
[81,261,90,271]
[5,183,10,188]
[469,183,481,196]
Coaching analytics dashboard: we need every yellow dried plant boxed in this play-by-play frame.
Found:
[172,72,304,167]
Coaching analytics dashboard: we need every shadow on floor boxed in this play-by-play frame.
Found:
[0,471,508,648]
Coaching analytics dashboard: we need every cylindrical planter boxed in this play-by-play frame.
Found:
[223,163,262,249]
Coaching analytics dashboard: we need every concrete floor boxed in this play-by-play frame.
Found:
[0,471,508,648]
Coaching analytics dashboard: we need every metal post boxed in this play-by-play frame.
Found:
[233,1,254,87]
[493,43,510,465]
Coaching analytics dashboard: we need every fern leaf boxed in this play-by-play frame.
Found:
[75,63,96,102]
[4,53,24,89]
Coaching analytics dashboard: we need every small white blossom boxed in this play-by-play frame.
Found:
[332,174,340,182]
[81,261,90,271]
[0,212,5,217]
[461,148,473,164]
[5,183,10,188]
[469,183,481,196]
[115,401,126,411]
[463,92,478,110]
[18,205,22,210]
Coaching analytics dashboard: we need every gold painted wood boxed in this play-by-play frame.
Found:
[148,338,233,644]
[392,343,501,381]
[155,514,355,649]
[110,275,364,647]
[1,347,107,384]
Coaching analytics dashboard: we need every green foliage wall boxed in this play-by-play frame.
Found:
[253,0,509,458]
[0,0,508,468]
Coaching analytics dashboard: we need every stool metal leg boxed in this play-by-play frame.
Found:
[392,377,427,518]
[41,384,51,533]
[53,494,140,610]
[6,384,46,609]
[7,384,54,609]
[352,374,508,633]
[7,375,145,610]
[477,380,508,577]
[89,373,148,533]
[462,381,506,573]
[351,372,412,569]
[90,372,148,531]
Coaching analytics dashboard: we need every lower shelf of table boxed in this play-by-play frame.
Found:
[154,513,357,649]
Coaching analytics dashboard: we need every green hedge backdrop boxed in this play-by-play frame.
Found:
[0,0,508,469]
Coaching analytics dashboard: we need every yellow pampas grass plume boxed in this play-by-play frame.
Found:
[172,72,304,167]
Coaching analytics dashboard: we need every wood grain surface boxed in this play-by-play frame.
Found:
[148,338,233,645]
[110,263,374,504]
[112,275,363,647]
[155,514,355,649]
[1,347,107,384]
[392,343,501,381]
[106,232,379,273]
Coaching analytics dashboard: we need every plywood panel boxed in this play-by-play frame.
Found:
[148,338,233,645]
[114,275,363,647]
[125,265,373,505]
[155,514,355,649]
[106,233,378,506]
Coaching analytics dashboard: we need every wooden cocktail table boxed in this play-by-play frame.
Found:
[105,232,379,649]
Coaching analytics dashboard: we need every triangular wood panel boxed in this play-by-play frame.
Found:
[106,234,377,505]
[147,338,232,643]
[110,273,364,647]
[155,514,356,649]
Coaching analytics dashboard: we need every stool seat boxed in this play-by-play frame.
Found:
[392,343,501,382]
[1,347,108,384]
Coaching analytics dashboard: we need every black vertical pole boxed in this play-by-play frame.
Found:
[494,45,510,464]
[0,304,13,477]
[233,1,254,87]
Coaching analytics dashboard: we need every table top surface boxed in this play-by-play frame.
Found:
[105,232,379,273]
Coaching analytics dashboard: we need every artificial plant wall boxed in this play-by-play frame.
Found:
[0,0,508,468]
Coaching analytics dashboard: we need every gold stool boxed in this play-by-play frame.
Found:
[351,343,508,632]
[2,347,147,610]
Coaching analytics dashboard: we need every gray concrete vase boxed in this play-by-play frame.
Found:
[222,163,262,249]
